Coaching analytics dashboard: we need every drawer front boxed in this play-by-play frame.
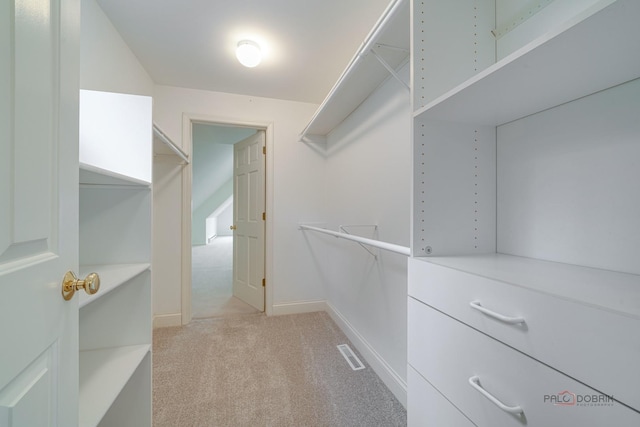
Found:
[408,366,475,427]
[408,258,640,410]
[408,298,640,426]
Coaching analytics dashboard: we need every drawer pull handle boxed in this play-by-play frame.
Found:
[470,301,525,324]
[468,376,523,415]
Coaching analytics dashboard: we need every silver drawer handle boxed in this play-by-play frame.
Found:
[469,301,525,324]
[468,376,524,415]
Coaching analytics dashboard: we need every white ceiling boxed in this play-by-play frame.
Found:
[96,0,394,104]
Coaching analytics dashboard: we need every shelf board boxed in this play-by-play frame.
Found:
[414,0,640,126]
[418,254,640,319]
[301,0,409,138]
[79,263,150,308]
[79,345,150,427]
[80,163,151,187]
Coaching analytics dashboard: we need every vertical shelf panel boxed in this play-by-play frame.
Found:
[413,118,496,256]
[412,0,495,111]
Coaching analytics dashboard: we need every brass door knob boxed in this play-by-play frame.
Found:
[230,225,237,230]
[62,271,100,301]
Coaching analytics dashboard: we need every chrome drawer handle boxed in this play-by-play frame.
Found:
[468,376,524,415]
[469,301,525,324]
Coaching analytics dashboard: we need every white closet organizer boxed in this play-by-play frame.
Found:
[299,224,410,256]
[299,0,409,140]
[153,123,189,164]
[409,0,640,425]
[78,90,153,427]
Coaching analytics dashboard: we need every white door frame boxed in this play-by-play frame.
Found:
[180,113,274,324]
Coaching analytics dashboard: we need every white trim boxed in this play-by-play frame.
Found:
[271,300,327,316]
[153,313,182,328]
[325,302,407,408]
[181,114,193,325]
[180,113,274,322]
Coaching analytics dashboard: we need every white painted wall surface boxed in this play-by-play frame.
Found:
[309,65,411,404]
[152,85,325,318]
[80,0,154,96]
[152,157,184,325]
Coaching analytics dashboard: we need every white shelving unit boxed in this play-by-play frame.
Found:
[78,90,153,427]
[300,0,409,139]
[409,0,640,425]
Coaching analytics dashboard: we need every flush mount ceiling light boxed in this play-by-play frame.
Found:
[236,40,262,68]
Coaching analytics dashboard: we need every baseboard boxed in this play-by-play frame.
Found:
[270,300,327,316]
[153,313,182,328]
[325,302,407,408]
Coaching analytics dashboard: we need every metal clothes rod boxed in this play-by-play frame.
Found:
[299,0,407,140]
[153,123,189,164]
[299,224,410,256]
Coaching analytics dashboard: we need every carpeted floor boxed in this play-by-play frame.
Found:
[153,311,407,426]
[192,238,259,318]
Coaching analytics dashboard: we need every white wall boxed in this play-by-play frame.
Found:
[192,178,233,245]
[309,66,411,405]
[152,85,325,320]
[80,0,153,95]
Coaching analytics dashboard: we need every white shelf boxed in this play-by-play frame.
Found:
[153,123,189,163]
[79,263,150,308]
[300,0,409,138]
[418,254,640,318]
[78,345,151,427]
[80,163,151,187]
[414,0,640,126]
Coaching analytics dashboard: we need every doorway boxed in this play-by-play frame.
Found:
[189,122,265,318]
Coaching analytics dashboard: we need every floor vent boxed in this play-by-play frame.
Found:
[337,344,365,371]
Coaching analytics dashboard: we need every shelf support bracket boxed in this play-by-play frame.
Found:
[370,48,410,92]
[339,225,379,259]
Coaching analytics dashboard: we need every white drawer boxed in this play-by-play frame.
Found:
[408,298,640,426]
[408,257,640,410]
[408,366,475,427]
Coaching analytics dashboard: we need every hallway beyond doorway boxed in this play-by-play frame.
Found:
[191,237,258,318]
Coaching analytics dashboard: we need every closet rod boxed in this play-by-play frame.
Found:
[153,123,189,164]
[299,0,407,140]
[299,224,410,256]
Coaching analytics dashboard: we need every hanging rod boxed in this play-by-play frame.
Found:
[153,123,189,164]
[339,224,379,259]
[299,224,410,256]
[299,0,408,141]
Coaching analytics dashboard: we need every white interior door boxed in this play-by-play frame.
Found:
[0,0,80,425]
[232,131,265,311]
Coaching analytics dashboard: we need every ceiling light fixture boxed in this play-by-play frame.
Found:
[236,40,262,68]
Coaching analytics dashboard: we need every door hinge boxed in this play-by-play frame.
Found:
[262,278,265,287]
[262,212,266,221]
[263,146,266,155]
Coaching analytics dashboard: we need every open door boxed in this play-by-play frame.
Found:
[0,0,80,425]
[231,131,265,311]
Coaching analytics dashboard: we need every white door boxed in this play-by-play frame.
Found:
[0,0,80,425]
[232,131,265,311]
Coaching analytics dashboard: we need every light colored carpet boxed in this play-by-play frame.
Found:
[192,238,259,318]
[153,311,407,426]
